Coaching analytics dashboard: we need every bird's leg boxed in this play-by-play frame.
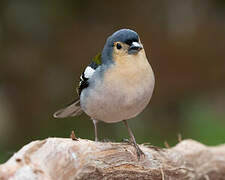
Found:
[123,120,144,159]
[92,118,99,142]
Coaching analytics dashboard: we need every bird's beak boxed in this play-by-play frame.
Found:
[128,42,143,54]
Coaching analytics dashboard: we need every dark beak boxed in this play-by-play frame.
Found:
[128,42,143,54]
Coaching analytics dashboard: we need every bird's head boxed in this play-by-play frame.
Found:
[102,29,144,64]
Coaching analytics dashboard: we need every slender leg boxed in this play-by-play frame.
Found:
[123,120,144,159]
[92,119,99,141]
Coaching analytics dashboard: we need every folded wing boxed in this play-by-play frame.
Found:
[53,53,102,118]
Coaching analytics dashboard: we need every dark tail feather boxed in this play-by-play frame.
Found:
[53,99,83,118]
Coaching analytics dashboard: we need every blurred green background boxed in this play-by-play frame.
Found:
[0,0,225,163]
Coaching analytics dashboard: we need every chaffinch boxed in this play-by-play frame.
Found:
[54,29,155,158]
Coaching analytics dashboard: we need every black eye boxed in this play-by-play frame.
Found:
[116,43,122,50]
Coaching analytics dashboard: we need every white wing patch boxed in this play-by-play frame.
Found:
[84,66,95,79]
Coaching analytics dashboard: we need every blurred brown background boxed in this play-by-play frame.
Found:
[0,0,225,163]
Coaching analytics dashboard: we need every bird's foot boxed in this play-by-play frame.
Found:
[122,138,133,144]
[123,138,145,160]
[134,144,145,160]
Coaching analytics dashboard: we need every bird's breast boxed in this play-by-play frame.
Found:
[81,50,155,123]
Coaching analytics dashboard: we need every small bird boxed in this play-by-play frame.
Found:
[53,29,155,158]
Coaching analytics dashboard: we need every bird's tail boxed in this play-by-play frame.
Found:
[53,99,83,118]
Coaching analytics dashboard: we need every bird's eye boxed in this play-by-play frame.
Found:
[116,43,122,50]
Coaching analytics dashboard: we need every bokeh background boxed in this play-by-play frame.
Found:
[0,0,225,163]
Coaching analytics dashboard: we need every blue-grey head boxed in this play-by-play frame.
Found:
[101,29,143,64]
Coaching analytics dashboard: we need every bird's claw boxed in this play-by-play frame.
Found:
[123,138,145,160]
[134,144,145,160]
[122,138,132,144]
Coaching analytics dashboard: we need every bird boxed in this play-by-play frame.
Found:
[53,28,155,158]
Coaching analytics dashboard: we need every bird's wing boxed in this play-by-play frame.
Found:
[77,53,102,95]
[53,53,102,119]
